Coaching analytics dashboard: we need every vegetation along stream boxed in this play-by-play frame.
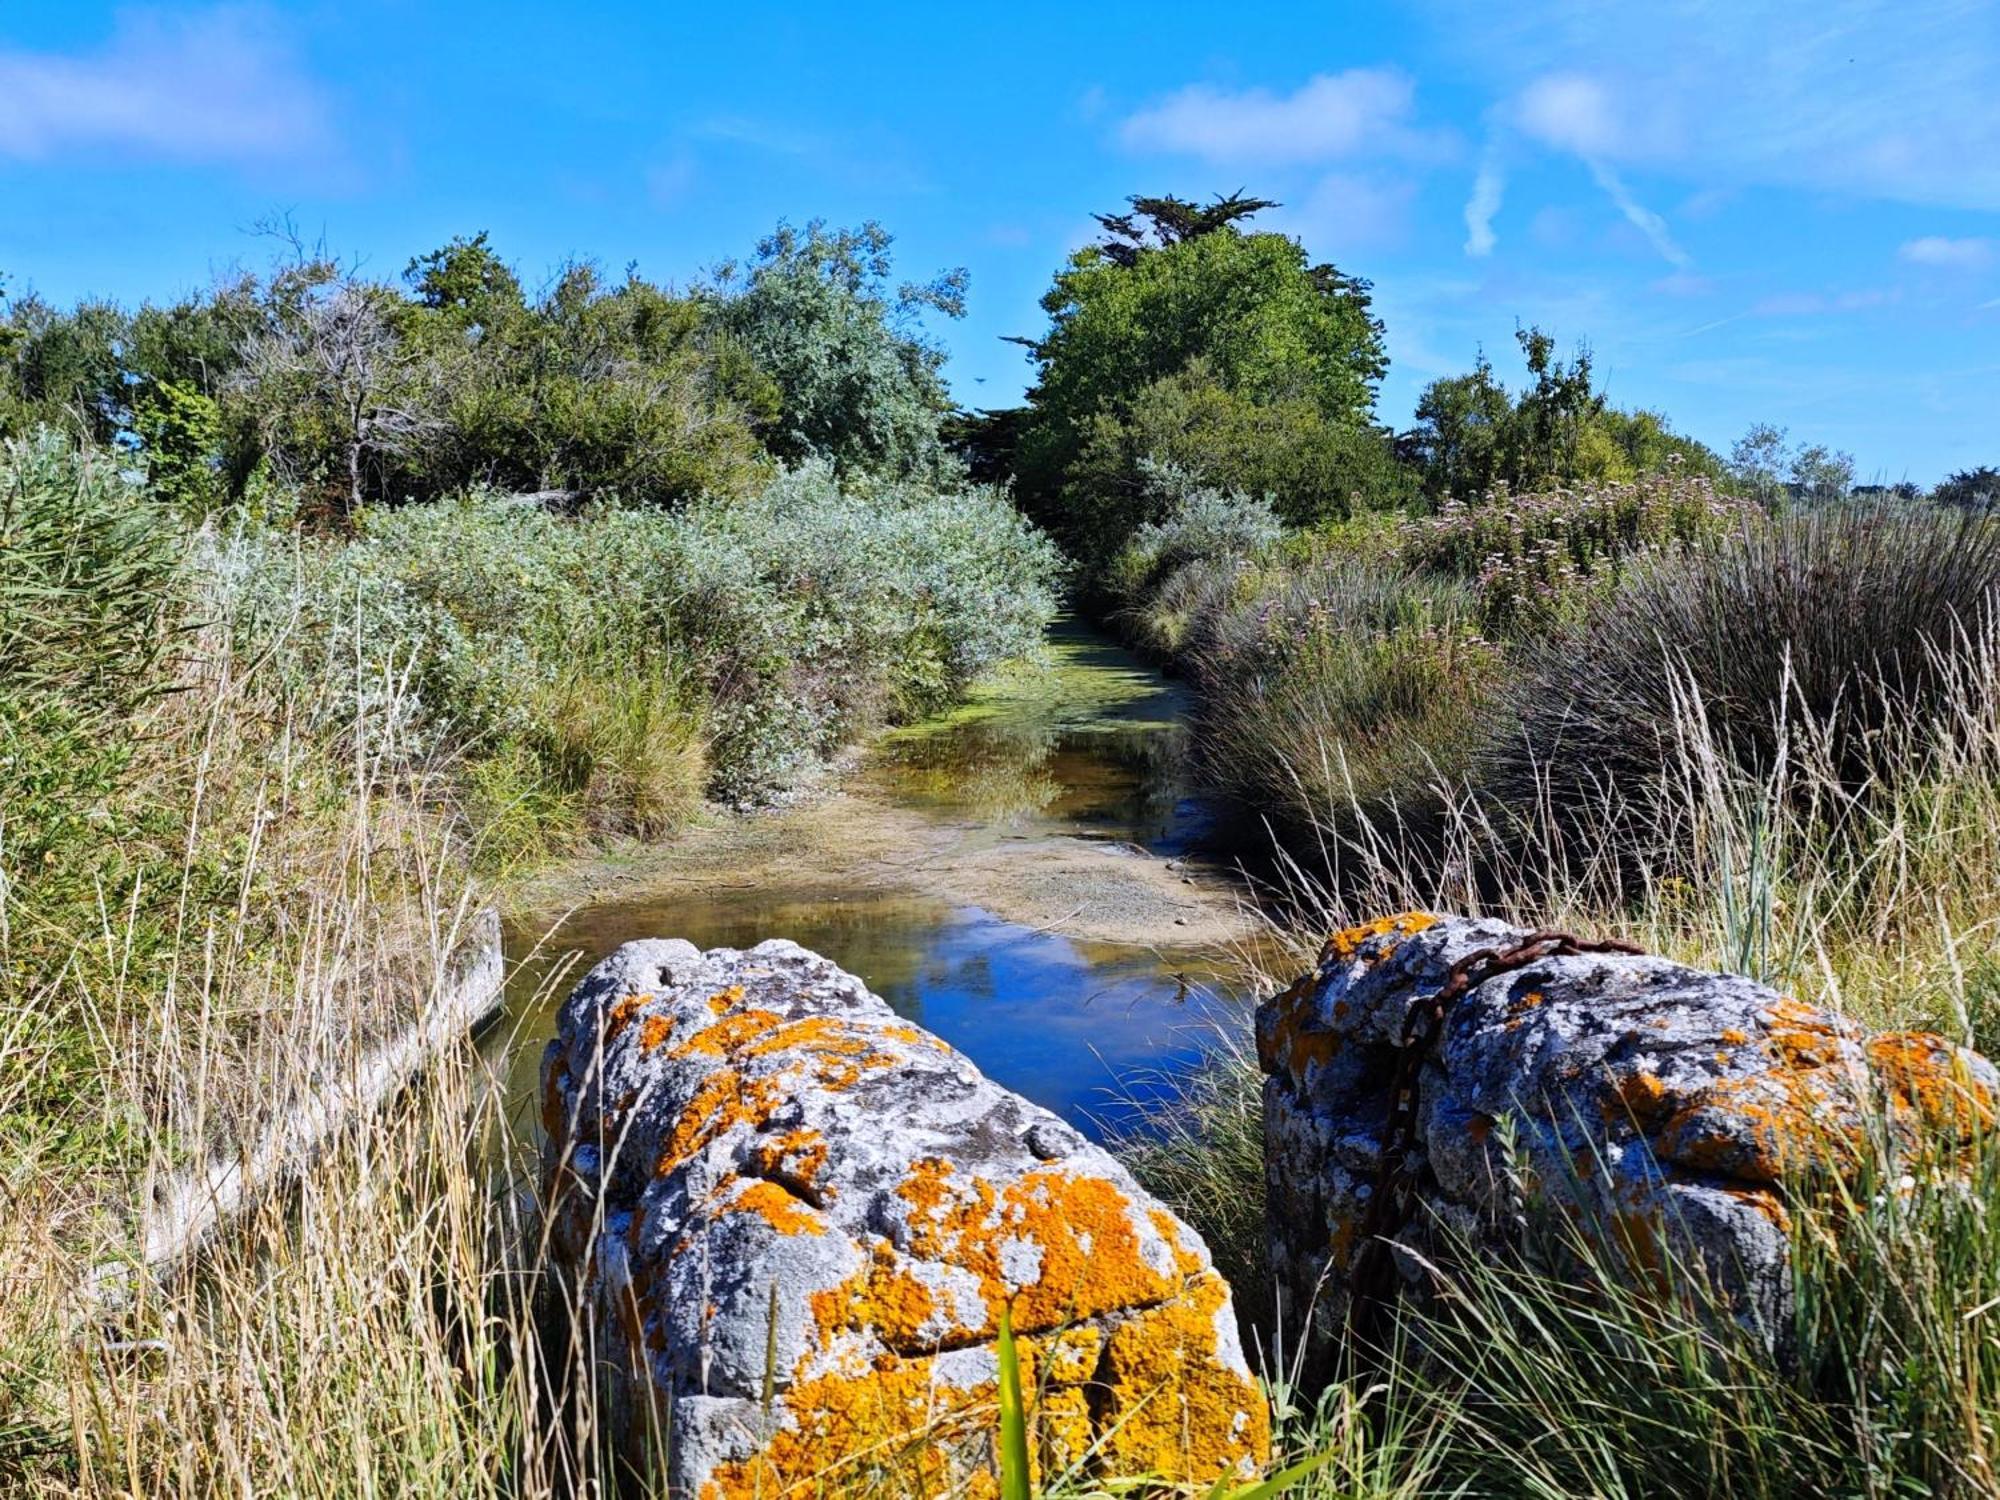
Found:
[490,617,1263,1140]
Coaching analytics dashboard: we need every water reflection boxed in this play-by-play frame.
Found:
[865,621,1207,852]
[499,886,1233,1140]
[496,617,1240,1141]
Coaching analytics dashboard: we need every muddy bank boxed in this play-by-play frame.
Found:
[504,781,1254,950]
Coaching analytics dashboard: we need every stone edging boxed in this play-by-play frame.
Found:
[87,906,506,1312]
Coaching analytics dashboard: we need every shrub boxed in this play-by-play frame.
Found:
[1401,464,1748,634]
[1067,362,1414,552]
[0,430,181,707]
[1104,463,1281,600]
[1934,465,2000,512]
[206,462,1062,809]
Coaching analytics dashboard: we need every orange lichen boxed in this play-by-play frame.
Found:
[1323,911,1438,965]
[711,1263,1263,1499]
[1326,1213,1359,1270]
[724,1177,827,1237]
[1095,1271,1270,1480]
[1721,1184,1792,1230]
[707,984,746,1014]
[810,1242,939,1350]
[1654,1074,1843,1184]
[751,1128,832,1200]
[1602,1069,1678,1132]
[1866,1032,1997,1136]
[700,1316,1156,1500]
[1148,1208,1206,1276]
[606,991,646,1039]
[656,1069,785,1177]
[540,1063,569,1140]
[587,980,1275,1495]
[1721,1028,1749,1045]
[1760,997,1847,1070]
[889,1159,1194,1339]
[678,1006,788,1057]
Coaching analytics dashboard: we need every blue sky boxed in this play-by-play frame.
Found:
[2,2,1996,482]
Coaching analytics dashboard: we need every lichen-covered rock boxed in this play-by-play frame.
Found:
[542,938,1268,1498]
[1260,912,1998,1363]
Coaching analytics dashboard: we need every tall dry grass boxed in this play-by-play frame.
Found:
[1119,599,2000,1497]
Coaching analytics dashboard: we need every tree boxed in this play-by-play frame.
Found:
[0,293,130,445]
[1934,466,2000,511]
[1088,192,1279,266]
[1789,442,1855,504]
[1066,359,1410,549]
[1730,423,1790,506]
[404,231,524,322]
[1729,423,1856,508]
[1505,327,1605,485]
[712,221,965,479]
[1404,351,1512,500]
[1405,328,1725,503]
[1014,191,1389,563]
[236,260,443,519]
[133,378,224,514]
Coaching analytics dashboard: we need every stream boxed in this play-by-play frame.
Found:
[491,618,1258,1140]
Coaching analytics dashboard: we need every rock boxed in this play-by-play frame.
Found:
[1259,912,1998,1366]
[542,938,1268,1497]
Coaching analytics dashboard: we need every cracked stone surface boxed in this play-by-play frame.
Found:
[1259,913,1999,1366]
[542,937,1268,1497]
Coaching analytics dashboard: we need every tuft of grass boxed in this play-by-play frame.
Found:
[1483,504,2000,874]
[1188,553,1500,839]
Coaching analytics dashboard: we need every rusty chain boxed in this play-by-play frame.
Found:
[1341,928,1645,1348]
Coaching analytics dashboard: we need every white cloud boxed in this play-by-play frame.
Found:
[1464,155,1505,255]
[1118,68,1438,165]
[1899,236,1996,270]
[1587,159,1689,268]
[0,6,332,166]
[1425,0,2000,212]
[1512,73,1628,157]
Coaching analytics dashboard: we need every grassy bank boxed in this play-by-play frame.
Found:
[1101,469,2000,1495]
[0,428,1061,1491]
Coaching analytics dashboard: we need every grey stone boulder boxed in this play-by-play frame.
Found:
[1259,912,1998,1366]
[541,937,1268,1497]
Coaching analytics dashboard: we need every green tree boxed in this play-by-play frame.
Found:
[132,378,224,514]
[1729,423,1790,506]
[1404,351,1512,501]
[235,259,444,519]
[1790,442,1855,504]
[1066,358,1410,545]
[1934,465,2000,511]
[0,294,130,444]
[1406,328,1726,502]
[394,248,771,506]
[405,231,525,322]
[1015,192,1390,564]
[712,221,964,478]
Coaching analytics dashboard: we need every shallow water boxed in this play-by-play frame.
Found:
[493,619,1244,1139]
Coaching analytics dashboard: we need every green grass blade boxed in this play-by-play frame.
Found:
[1208,1449,1337,1499]
[997,1302,1033,1500]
